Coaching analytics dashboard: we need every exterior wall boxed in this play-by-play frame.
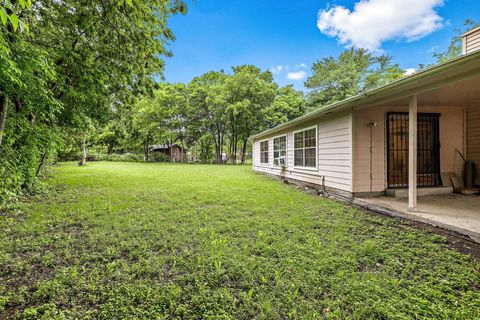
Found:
[253,112,353,193]
[170,146,184,162]
[463,28,480,54]
[467,108,480,167]
[353,106,466,193]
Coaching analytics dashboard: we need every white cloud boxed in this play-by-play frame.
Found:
[404,68,416,76]
[269,65,284,74]
[317,0,444,51]
[286,71,307,81]
[270,63,308,77]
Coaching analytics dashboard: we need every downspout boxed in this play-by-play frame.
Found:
[367,122,378,193]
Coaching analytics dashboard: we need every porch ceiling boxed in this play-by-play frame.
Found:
[356,74,480,109]
[418,75,480,107]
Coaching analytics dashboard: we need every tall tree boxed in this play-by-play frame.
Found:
[305,48,404,110]
[0,0,186,205]
[188,71,229,164]
[224,66,276,164]
[26,0,186,164]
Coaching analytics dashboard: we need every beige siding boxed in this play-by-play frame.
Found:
[465,31,480,54]
[353,106,465,193]
[317,115,353,191]
[467,108,480,167]
[253,112,353,192]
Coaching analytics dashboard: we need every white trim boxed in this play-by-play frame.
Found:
[293,125,318,170]
[349,113,354,193]
[292,125,318,135]
[408,95,418,212]
[259,139,269,164]
[272,134,288,167]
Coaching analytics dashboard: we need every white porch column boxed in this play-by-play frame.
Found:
[408,95,418,212]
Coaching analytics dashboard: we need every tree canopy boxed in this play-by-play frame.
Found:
[304,48,404,110]
[0,0,186,206]
[127,66,305,164]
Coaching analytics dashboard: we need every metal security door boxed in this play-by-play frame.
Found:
[387,113,440,188]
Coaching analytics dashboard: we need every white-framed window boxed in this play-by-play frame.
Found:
[294,126,317,168]
[273,135,287,166]
[260,140,269,164]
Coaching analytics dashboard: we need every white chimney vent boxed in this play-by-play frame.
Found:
[462,27,480,54]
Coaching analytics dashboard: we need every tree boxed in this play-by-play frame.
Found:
[264,85,306,129]
[24,0,186,165]
[0,0,186,205]
[305,48,404,110]
[186,67,304,164]
[188,71,229,164]
[131,83,190,161]
[224,66,276,164]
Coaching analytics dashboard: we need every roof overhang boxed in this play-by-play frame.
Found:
[252,50,480,140]
[462,26,480,38]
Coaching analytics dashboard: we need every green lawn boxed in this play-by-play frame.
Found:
[1,162,479,319]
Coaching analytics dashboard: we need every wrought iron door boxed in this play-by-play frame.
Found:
[387,113,440,188]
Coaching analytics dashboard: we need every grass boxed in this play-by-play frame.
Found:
[1,162,479,319]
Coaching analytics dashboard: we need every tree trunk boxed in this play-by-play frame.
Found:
[240,139,248,164]
[144,141,149,162]
[230,132,237,165]
[107,143,114,155]
[79,134,88,166]
[213,137,219,163]
[36,150,49,176]
[213,127,222,164]
[0,95,8,147]
[219,132,224,164]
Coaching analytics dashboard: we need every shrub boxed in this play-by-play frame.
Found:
[90,153,145,162]
[152,152,169,163]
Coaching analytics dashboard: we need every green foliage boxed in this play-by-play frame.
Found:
[305,48,404,110]
[1,162,479,318]
[92,153,145,162]
[0,0,31,32]
[129,68,306,165]
[0,0,186,207]
[223,65,277,163]
[264,85,306,128]
[152,152,170,163]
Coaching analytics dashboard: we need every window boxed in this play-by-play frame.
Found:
[294,127,317,168]
[260,140,269,164]
[273,135,287,166]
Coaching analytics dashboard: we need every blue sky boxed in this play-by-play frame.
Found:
[163,0,480,91]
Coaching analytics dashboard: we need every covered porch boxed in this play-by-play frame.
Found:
[351,52,480,242]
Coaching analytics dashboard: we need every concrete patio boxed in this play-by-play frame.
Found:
[355,194,480,243]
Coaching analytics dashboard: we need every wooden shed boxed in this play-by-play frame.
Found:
[150,144,185,162]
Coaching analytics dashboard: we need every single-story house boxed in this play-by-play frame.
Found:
[150,144,185,162]
[252,27,480,215]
